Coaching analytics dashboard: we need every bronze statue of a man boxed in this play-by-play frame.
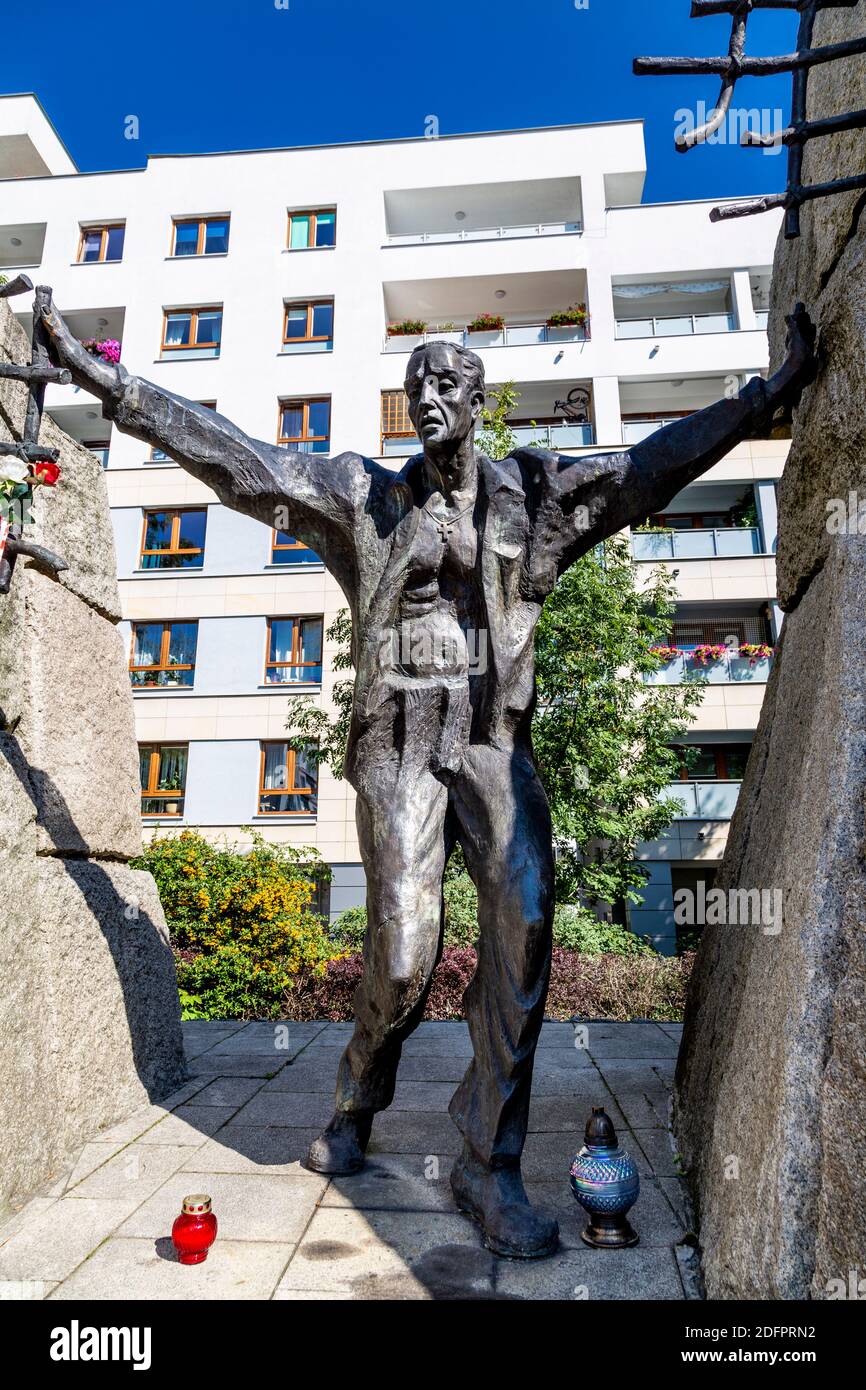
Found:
[40,293,815,1258]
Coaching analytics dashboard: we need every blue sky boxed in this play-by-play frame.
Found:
[3,0,798,203]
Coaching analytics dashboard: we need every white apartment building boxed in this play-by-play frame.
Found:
[0,93,785,949]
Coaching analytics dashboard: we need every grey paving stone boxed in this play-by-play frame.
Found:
[615,1091,671,1130]
[527,1095,625,1133]
[54,1142,126,1193]
[190,1077,268,1108]
[117,1170,327,1243]
[260,1062,338,1094]
[49,1237,294,1301]
[157,1076,213,1108]
[0,1197,140,1283]
[187,1054,290,1077]
[659,1175,694,1232]
[391,1055,471,1084]
[230,1091,335,1129]
[368,1111,462,1156]
[181,1127,323,1176]
[0,1198,58,1247]
[67,1144,194,1202]
[95,1104,181,1145]
[390,1081,459,1113]
[492,1245,685,1300]
[399,1037,475,1057]
[595,1058,675,1078]
[632,1128,684,1178]
[531,1049,595,1073]
[537,1022,582,1047]
[278,1207,492,1298]
[136,1106,237,1146]
[0,1276,54,1300]
[322,1154,454,1212]
[528,1070,614,1097]
[588,1035,680,1059]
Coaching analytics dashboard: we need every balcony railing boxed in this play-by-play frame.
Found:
[632,527,762,560]
[385,220,582,247]
[381,421,595,457]
[615,312,736,339]
[384,322,589,352]
[663,780,742,819]
[754,309,769,328]
[644,649,773,686]
[622,417,687,445]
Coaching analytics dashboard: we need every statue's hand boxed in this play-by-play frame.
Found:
[38,289,124,401]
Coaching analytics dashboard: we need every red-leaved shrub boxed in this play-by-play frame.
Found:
[286,946,693,1023]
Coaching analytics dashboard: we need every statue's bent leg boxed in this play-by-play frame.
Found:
[447,743,559,1258]
[306,754,450,1175]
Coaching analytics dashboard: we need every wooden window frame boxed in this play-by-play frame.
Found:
[170,216,230,258]
[675,745,751,782]
[277,398,330,449]
[270,530,319,565]
[287,208,336,250]
[380,388,416,450]
[140,743,188,816]
[264,616,323,685]
[77,223,125,264]
[139,508,206,569]
[282,300,334,347]
[258,741,318,816]
[129,621,197,687]
[161,307,223,354]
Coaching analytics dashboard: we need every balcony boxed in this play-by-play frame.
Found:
[616,312,735,340]
[0,221,46,271]
[385,322,588,352]
[632,527,761,560]
[644,649,773,686]
[664,780,742,819]
[612,276,737,340]
[383,177,583,247]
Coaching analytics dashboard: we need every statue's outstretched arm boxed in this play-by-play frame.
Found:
[536,303,817,579]
[37,290,367,564]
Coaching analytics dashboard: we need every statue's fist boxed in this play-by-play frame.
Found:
[783,302,818,387]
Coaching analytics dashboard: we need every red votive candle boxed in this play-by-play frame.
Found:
[172,1193,218,1265]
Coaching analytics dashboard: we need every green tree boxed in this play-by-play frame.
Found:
[285,609,354,779]
[533,534,703,910]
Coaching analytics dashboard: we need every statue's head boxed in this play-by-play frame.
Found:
[404,341,486,455]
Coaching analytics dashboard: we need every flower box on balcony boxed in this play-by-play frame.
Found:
[386,320,427,351]
[689,645,728,667]
[546,304,589,340]
[466,313,505,346]
[82,338,121,364]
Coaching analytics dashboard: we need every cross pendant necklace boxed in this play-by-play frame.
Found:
[423,497,474,545]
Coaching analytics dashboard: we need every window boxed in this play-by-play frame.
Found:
[265,617,323,684]
[278,398,330,453]
[259,741,318,815]
[282,300,334,351]
[140,744,188,816]
[84,440,111,469]
[271,530,321,566]
[130,621,198,687]
[150,402,216,462]
[161,307,222,358]
[171,216,230,257]
[140,509,206,569]
[288,208,336,249]
[78,224,125,263]
[673,744,752,781]
[381,389,418,453]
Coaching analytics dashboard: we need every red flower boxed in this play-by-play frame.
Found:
[32,460,61,487]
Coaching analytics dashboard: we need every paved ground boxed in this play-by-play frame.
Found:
[0,1019,696,1301]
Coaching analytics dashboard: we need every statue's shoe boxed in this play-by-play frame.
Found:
[305,1111,372,1175]
[450,1154,559,1260]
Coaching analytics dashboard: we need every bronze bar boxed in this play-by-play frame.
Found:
[0,273,35,300]
[0,363,72,384]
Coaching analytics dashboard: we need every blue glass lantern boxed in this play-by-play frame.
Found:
[570,1107,640,1248]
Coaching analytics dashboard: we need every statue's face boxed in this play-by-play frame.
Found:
[405,344,482,453]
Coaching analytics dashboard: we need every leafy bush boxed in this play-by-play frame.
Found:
[553,904,654,956]
[284,946,692,1023]
[331,905,367,952]
[134,830,340,1019]
[331,870,480,951]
